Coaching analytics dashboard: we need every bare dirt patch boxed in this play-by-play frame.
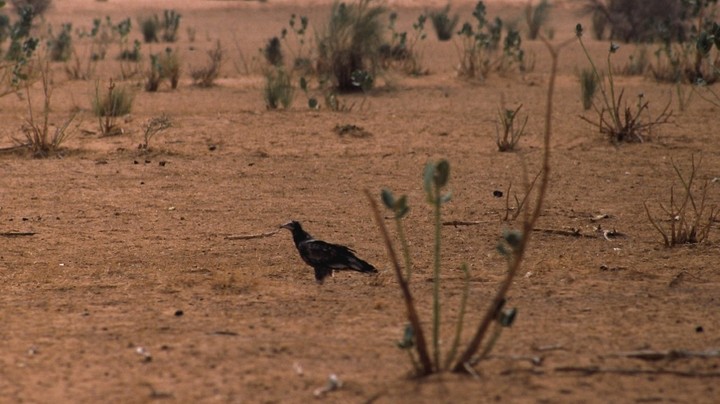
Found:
[1,1,719,402]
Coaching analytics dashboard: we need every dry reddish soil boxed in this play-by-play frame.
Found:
[1,1,719,403]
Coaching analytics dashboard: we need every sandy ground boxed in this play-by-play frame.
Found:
[0,0,719,403]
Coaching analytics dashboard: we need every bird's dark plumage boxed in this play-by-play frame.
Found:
[280,220,377,283]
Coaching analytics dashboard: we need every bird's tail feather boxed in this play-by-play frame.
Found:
[348,256,377,273]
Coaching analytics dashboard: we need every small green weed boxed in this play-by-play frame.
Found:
[264,67,294,109]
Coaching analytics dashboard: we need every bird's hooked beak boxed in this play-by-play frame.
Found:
[279,221,294,230]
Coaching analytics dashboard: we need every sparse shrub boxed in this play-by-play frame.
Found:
[501,170,542,221]
[10,0,51,16]
[138,15,159,43]
[158,47,181,89]
[186,26,196,43]
[140,114,172,151]
[576,24,671,143]
[144,48,181,91]
[495,104,527,152]
[0,14,9,46]
[651,19,720,85]
[578,67,598,110]
[5,5,35,62]
[589,6,608,40]
[645,155,718,247]
[298,76,319,109]
[93,79,133,135]
[113,17,134,60]
[161,9,181,42]
[429,4,458,41]
[119,39,141,61]
[456,1,527,80]
[19,62,75,157]
[381,12,428,75]
[76,17,115,62]
[1,6,37,95]
[280,14,313,73]
[191,40,223,87]
[316,0,386,92]
[263,36,283,67]
[263,67,294,109]
[582,0,720,44]
[145,54,162,91]
[47,23,73,62]
[616,45,648,76]
[525,0,551,40]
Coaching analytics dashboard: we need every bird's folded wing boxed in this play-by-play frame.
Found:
[300,240,355,265]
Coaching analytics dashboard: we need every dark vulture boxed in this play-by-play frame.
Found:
[280,220,378,283]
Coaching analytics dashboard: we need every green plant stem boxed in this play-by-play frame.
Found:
[444,263,470,370]
[365,189,434,376]
[432,190,442,370]
[606,51,619,126]
[395,219,413,282]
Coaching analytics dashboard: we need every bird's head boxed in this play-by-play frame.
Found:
[280,220,301,231]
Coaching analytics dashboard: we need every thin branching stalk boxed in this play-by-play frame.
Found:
[452,34,572,373]
[365,189,434,375]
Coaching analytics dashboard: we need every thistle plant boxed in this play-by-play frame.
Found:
[366,30,571,377]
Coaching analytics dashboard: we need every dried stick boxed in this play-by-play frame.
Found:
[0,232,36,237]
[225,229,279,240]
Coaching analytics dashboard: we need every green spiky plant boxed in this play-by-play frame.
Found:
[525,0,551,40]
[366,33,571,376]
[578,67,597,110]
[429,4,459,41]
[93,79,133,136]
[264,67,294,109]
[161,9,181,42]
[316,0,386,92]
[139,14,159,43]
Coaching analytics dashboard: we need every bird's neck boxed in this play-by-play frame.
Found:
[292,228,312,245]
